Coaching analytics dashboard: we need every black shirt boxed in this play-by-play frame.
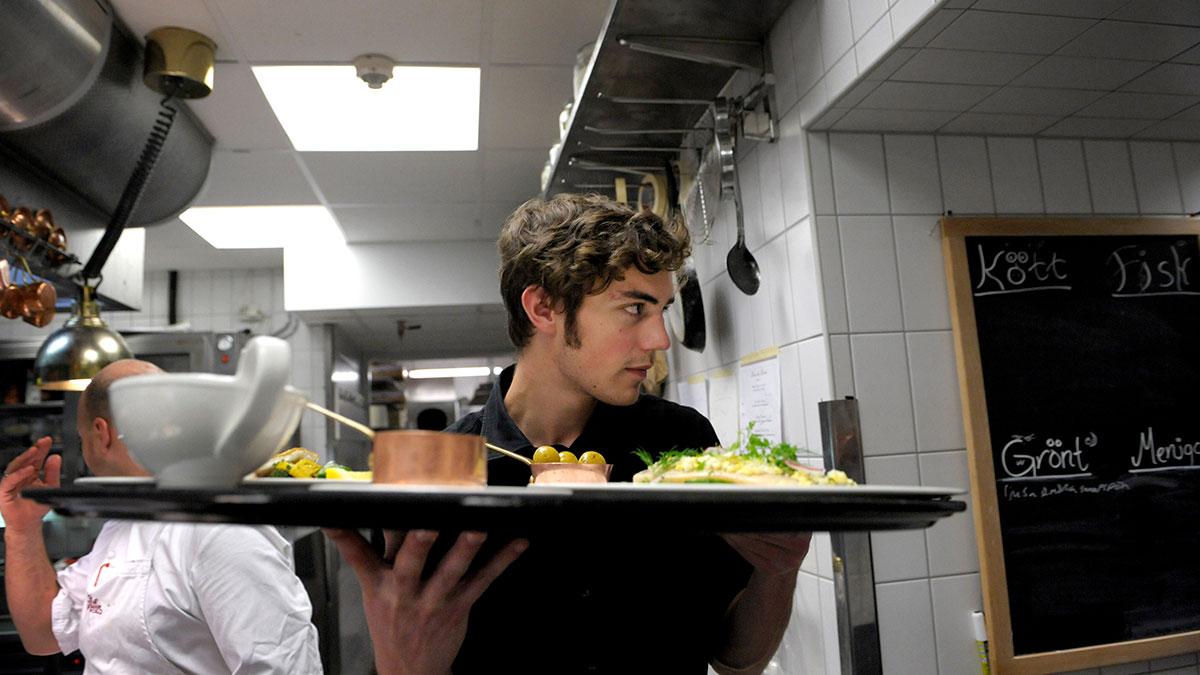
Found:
[445,366,753,674]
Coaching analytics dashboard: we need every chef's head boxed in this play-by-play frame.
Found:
[498,193,689,405]
[77,359,162,477]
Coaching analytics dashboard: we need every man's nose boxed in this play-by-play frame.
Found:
[643,313,671,351]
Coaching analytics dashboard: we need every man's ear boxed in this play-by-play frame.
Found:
[520,285,559,337]
[91,417,113,450]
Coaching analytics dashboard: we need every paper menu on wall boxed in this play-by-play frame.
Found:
[738,347,781,445]
[706,369,739,447]
[678,374,708,418]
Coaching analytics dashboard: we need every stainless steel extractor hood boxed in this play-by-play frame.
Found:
[0,0,213,226]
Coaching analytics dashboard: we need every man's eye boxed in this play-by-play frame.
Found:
[624,304,643,316]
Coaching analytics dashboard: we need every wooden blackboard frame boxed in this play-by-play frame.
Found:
[942,216,1200,674]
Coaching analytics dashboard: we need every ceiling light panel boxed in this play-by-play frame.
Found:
[406,366,491,379]
[252,65,480,151]
[180,205,344,249]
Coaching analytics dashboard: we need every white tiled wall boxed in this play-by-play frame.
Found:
[809,128,1200,674]
[0,268,335,455]
[666,90,843,673]
[674,2,1200,672]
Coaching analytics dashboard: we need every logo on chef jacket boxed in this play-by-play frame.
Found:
[86,595,103,615]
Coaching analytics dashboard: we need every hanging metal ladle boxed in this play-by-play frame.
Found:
[714,99,760,295]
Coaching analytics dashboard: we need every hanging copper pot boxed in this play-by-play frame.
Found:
[20,281,56,324]
[9,208,35,251]
[46,227,68,266]
[23,301,56,328]
[1,284,26,320]
[33,209,55,241]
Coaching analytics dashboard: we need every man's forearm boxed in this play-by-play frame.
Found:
[4,528,62,655]
[713,569,797,675]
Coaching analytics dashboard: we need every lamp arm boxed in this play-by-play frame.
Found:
[80,92,178,284]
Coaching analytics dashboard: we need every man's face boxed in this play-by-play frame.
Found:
[553,268,673,406]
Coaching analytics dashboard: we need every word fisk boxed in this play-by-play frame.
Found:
[975,245,1069,296]
[1109,242,1196,296]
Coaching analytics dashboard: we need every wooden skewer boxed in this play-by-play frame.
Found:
[306,401,531,468]
[305,401,376,440]
[485,442,533,465]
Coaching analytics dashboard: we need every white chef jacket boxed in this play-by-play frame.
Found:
[51,520,322,674]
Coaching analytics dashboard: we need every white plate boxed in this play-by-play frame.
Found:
[308,483,554,496]
[532,482,964,498]
[74,476,155,486]
[242,477,323,485]
[307,481,960,498]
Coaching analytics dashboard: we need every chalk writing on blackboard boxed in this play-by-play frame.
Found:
[974,244,1070,296]
[996,432,1098,481]
[1130,426,1200,473]
[1001,480,1130,502]
[1108,240,1200,297]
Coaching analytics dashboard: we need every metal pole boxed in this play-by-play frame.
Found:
[820,397,883,675]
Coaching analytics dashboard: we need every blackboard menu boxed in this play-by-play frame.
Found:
[966,233,1200,656]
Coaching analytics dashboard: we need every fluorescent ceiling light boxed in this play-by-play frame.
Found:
[407,366,491,379]
[331,370,358,383]
[492,366,503,375]
[180,205,344,249]
[252,65,480,151]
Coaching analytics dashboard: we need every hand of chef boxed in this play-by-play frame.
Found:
[324,528,527,675]
[0,437,59,535]
[721,532,812,575]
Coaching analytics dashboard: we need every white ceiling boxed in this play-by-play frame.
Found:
[109,0,610,270]
[108,0,607,359]
[813,0,1200,138]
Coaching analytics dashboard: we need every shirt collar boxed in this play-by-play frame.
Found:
[480,364,635,456]
[479,365,534,453]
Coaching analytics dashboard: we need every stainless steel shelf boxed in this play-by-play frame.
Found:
[543,0,789,197]
[0,401,64,413]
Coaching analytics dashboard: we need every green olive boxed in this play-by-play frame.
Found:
[558,451,578,464]
[578,451,606,465]
[532,446,560,463]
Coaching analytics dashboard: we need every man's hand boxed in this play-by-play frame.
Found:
[721,532,812,575]
[2,436,63,656]
[324,528,527,675]
[1,437,59,535]
[712,533,813,675]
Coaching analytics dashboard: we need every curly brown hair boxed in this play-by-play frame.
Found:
[498,193,691,349]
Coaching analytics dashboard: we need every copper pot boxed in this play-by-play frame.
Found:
[20,281,55,321]
[33,209,54,241]
[371,430,486,486]
[22,302,55,327]
[46,227,68,266]
[9,208,35,251]
[0,283,24,320]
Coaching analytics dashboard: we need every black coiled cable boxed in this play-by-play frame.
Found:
[80,83,180,285]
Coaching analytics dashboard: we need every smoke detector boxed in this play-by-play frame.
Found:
[353,54,396,89]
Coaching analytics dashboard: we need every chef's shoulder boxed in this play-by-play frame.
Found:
[163,522,292,561]
[443,410,483,435]
[631,393,718,449]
